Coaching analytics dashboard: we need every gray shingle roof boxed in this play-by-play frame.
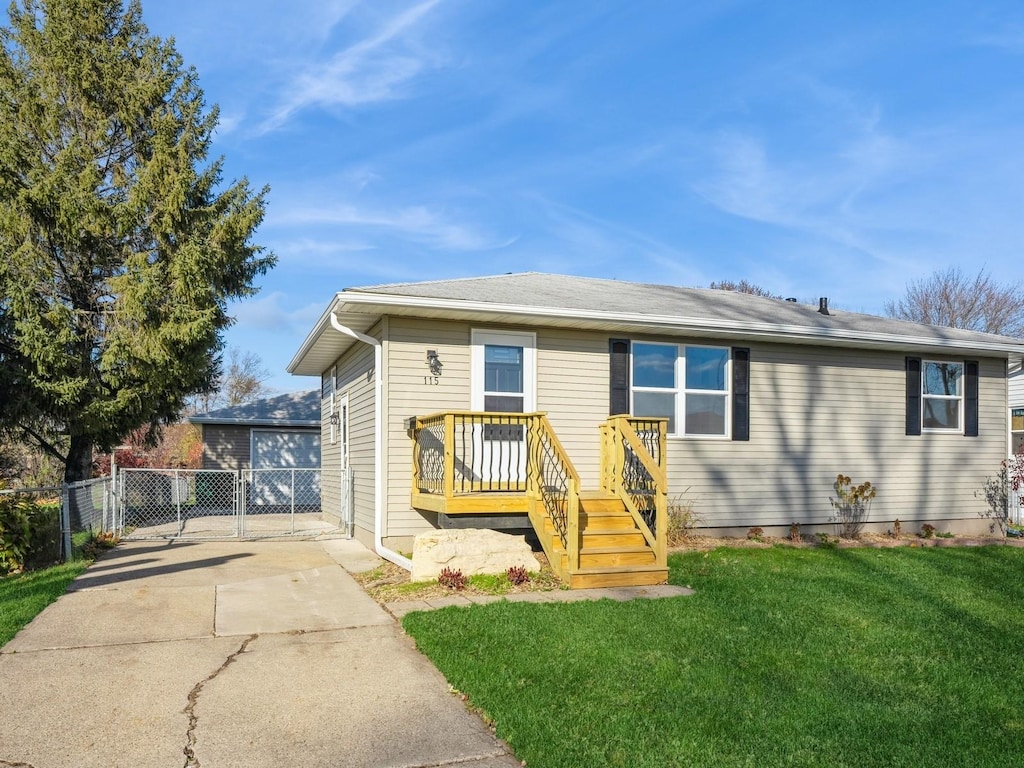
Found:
[351,272,1023,348]
[189,390,320,427]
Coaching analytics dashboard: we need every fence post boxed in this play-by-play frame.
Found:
[61,484,72,562]
[291,468,296,534]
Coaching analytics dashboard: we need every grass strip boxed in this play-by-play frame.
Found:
[404,546,1024,768]
[1,561,89,647]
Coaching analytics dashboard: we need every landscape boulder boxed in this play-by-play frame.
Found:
[411,528,541,582]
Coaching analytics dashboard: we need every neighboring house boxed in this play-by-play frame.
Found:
[1011,367,1024,455]
[189,390,321,471]
[288,273,1024,587]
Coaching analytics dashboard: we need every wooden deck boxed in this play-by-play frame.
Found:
[410,411,669,588]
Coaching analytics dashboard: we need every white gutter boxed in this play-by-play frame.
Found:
[329,312,412,571]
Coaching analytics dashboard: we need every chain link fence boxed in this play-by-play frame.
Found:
[1,478,115,570]
[119,469,238,538]
[116,467,327,539]
[240,468,328,537]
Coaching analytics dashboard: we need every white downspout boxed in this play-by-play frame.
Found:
[330,313,412,570]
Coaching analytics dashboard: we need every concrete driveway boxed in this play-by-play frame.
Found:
[0,539,521,768]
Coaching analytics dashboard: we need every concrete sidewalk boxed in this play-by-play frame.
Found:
[0,539,521,768]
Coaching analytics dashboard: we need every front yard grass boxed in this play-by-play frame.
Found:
[403,546,1024,768]
[1,561,89,647]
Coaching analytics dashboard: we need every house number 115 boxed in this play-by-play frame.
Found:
[423,376,440,385]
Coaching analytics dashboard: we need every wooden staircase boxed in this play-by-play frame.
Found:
[529,490,668,589]
[410,411,669,589]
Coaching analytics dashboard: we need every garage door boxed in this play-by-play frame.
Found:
[251,430,321,469]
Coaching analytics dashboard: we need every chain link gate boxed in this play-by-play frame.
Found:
[239,468,327,537]
[118,469,239,538]
[115,467,329,540]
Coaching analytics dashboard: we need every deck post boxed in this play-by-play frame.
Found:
[443,413,455,500]
[567,475,580,573]
[411,417,421,492]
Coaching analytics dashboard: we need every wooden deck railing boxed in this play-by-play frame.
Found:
[600,415,668,568]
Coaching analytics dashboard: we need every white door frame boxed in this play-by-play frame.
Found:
[470,330,536,486]
[470,329,537,412]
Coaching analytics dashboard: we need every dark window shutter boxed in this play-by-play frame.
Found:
[609,339,630,415]
[964,360,979,437]
[906,357,922,436]
[732,347,750,441]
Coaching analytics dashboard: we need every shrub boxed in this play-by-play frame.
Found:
[747,527,764,542]
[789,523,801,543]
[438,567,467,591]
[667,491,702,546]
[976,452,1024,536]
[829,474,876,539]
[0,491,33,574]
[506,565,530,586]
[920,523,936,539]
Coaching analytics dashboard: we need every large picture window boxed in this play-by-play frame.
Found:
[631,343,730,437]
[922,361,963,431]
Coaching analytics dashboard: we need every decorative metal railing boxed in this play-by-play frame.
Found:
[601,415,668,566]
[411,411,535,496]
[527,415,580,568]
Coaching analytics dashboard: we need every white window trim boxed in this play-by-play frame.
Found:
[630,341,732,439]
[470,329,536,412]
[922,359,963,434]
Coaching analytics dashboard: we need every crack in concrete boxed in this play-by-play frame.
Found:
[0,759,36,767]
[182,634,257,768]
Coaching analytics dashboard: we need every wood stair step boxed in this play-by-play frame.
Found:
[579,546,657,568]
[581,530,647,548]
[569,564,669,589]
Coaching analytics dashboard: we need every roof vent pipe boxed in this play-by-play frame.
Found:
[818,297,830,315]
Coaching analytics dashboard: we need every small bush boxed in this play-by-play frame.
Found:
[747,527,764,542]
[789,523,801,543]
[438,567,467,591]
[829,474,876,539]
[0,491,33,574]
[920,523,936,539]
[667,491,702,546]
[977,452,1024,536]
[506,565,530,586]
[891,519,902,538]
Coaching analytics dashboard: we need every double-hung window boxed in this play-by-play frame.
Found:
[922,361,963,432]
[631,343,730,437]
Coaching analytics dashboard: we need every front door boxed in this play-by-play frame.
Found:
[471,330,536,488]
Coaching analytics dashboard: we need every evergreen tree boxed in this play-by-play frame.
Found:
[0,0,275,481]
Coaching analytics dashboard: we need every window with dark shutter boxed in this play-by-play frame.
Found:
[732,347,750,441]
[964,360,979,437]
[906,357,922,436]
[609,339,630,415]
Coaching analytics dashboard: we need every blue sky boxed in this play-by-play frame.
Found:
[141,0,1024,393]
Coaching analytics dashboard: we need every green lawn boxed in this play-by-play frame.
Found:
[0,561,89,647]
[403,546,1024,768]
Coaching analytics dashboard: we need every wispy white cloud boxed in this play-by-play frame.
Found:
[259,0,445,132]
[273,200,515,251]
[231,293,324,334]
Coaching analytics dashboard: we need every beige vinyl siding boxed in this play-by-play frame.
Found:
[536,330,609,487]
[201,424,251,470]
[668,346,1007,528]
[1010,370,1024,409]
[385,318,471,538]
[321,330,377,535]
[381,318,1010,535]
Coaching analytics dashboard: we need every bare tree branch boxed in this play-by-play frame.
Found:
[884,267,1024,338]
